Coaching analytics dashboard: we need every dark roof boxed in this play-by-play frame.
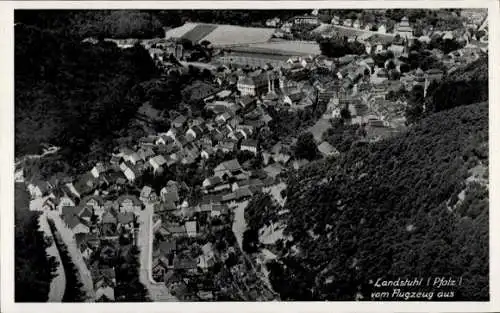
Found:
[173,254,197,270]
[102,212,118,224]
[159,241,177,256]
[241,139,258,148]
[117,212,134,224]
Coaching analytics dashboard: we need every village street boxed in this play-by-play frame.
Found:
[47,210,95,302]
[38,213,66,302]
[137,204,177,301]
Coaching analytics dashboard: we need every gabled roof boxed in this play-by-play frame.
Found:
[117,212,134,225]
[140,186,153,198]
[241,139,258,148]
[159,240,177,256]
[150,155,167,166]
[102,212,118,224]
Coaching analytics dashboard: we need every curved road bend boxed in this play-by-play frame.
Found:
[38,213,66,302]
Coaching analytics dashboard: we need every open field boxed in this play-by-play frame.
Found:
[203,24,275,47]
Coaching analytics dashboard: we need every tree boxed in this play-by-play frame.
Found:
[405,85,425,124]
[242,228,259,254]
[15,184,59,302]
[340,107,351,120]
[293,132,320,161]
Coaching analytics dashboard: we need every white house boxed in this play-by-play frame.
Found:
[123,152,141,165]
[378,24,387,34]
[240,139,258,155]
[149,155,167,173]
[91,163,106,178]
[343,19,353,27]
[185,220,198,237]
[57,196,76,214]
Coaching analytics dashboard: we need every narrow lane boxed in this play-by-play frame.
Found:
[38,213,66,302]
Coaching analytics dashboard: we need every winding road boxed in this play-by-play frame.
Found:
[38,213,66,302]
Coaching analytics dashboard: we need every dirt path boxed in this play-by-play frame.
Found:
[231,200,249,250]
[38,213,66,302]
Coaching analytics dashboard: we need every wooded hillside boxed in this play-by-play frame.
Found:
[266,102,488,301]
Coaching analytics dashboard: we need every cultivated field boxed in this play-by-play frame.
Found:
[164,22,198,40]
[182,24,218,43]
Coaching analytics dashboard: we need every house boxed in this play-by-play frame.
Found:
[240,139,258,155]
[216,141,235,153]
[101,212,118,236]
[57,195,76,214]
[201,146,214,159]
[172,115,187,129]
[395,16,413,39]
[173,253,198,272]
[117,195,142,213]
[149,155,167,173]
[120,162,141,182]
[185,220,198,237]
[165,223,187,238]
[293,15,320,26]
[117,212,135,231]
[166,128,178,141]
[202,176,223,190]
[378,24,387,34]
[160,181,180,204]
[213,159,243,179]
[238,96,256,110]
[388,44,406,58]
[82,195,104,219]
[343,19,353,27]
[197,291,214,301]
[27,180,50,199]
[215,112,232,124]
[210,204,230,218]
[186,125,204,140]
[139,136,156,147]
[156,135,174,146]
[110,155,122,165]
[123,151,141,165]
[61,206,90,235]
[94,268,116,302]
[138,147,155,162]
[283,90,304,106]
[353,19,362,29]
[91,163,107,178]
[159,240,177,257]
[78,206,93,223]
[331,15,340,25]
[317,141,340,157]
[140,186,158,203]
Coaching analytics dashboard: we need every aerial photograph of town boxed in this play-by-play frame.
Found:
[13,8,489,302]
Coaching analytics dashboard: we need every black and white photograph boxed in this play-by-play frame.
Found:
[3,2,495,308]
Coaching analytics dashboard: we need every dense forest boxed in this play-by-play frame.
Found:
[15,22,158,176]
[263,102,488,301]
[15,183,59,302]
[15,10,311,40]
